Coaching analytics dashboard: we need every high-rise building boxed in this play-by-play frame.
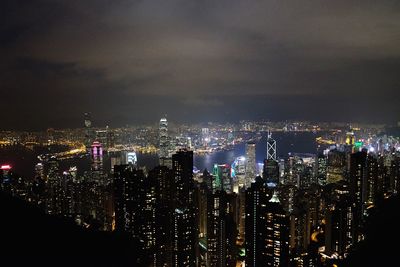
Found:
[148,166,174,266]
[0,164,13,193]
[265,192,290,267]
[95,130,108,147]
[110,152,125,173]
[34,163,45,180]
[213,164,232,193]
[90,141,104,183]
[326,150,345,184]
[45,157,60,215]
[263,159,279,186]
[389,154,400,194]
[238,187,246,243]
[106,126,114,149]
[345,129,355,146]
[207,190,237,267]
[84,112,94,149]
[231,156,246,190]
[113,165,146,239]
[366,154,378,206]
[325,193,354,256]
[266,131,277,161]
[171,150,197,267]
[126,151,138,166]
[202,128,210,147]
[245,176,270,266]
[197,180,209,239]
[159,117,169,165]
[246,178,289,267]
[207,190,227,267]
[317,154,327,186]
[245,142,256,187]
[349,150,367,242]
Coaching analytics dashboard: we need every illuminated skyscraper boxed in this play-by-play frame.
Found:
[113,165,146,239]
[317,154,327,186]
[245,142,256,187]
[207,190,237,267]
[349,150,367,242]
[0,164,13,193]
[202,128,210,147]
[110,152,125,174]
[159,117,170,166]
[45,157,61,215]
[265,192,289,267]
[266,131,277,160]
[84,112,94,149]
[171,150,197,267]
[126,151,138,166]
[245,177,270,266]
[263,159,279,185]
[106,125,114,149]
[34,163,45,180]
[90,141,104,183]
[346,129,355,146]
[326,150,345,184]
[325,189,354,256]
[212,164,232,193]
[207,190,227,267]
[148,166,174,266]
[366,154,378,206]
[389,155,400,194]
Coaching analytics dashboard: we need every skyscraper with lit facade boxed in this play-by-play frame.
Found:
[90,141,104,182]
[263,159,279,185]
[349,150,367,242]
[113,165,146,239]
[325,193,354,256]
[0,164,13,194]
[207,190,227,267]
[265,192,289,267]
[206,189,238,267]
[326,150,345,184]
[245,176,270,266]
[266,131,277,161]
[84,112,94,149]
[171,150,197,267]
[213,164,232,193]
[245,142,256,187]
[148,166,174,266]
[317,153,327,186]
[246,178,289,267]
[159,117,170,166]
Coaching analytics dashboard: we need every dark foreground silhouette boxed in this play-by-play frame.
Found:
[0,192,149,267]
[343,195,400,267]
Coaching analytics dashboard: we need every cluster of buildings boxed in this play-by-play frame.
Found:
[1,116,400,266]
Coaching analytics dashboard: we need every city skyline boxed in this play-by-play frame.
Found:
[2,1,400,266]
[1,118,399,266]
[2,1,400,130]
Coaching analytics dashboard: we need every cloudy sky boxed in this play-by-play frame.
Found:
[2,0,400,129]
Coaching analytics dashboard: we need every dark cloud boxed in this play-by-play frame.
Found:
[1,0,400,129]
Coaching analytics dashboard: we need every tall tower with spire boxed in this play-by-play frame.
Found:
[264,131,279,185]
[159,116,169,166]
[266,130,277,160]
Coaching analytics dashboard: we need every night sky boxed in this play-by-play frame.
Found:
[2,0,400,130]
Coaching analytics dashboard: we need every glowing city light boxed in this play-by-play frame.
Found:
[1,165,11,170]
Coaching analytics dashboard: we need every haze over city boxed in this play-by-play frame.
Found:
[2,0,400,130]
